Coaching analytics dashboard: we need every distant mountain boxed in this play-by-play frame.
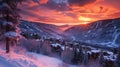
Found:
[58,25,73,32]
[19,20,63,39]
[19,18,120,47]
[63,18,120,47]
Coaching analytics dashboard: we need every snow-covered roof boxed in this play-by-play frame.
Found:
[91,49,101,53]
[106,51,114,55]
[51,43,61,47]
[104,55,116,61]
[61,46,65,50]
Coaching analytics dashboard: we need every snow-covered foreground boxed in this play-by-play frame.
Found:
[0,48,103,67]
[0,42,104,67]
[0,47,64,67]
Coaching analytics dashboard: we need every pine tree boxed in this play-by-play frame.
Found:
[78,45,83,63]
[115,47,120,67]
[0,0,25,53]
[72,45,81,64]
[41,39,52,55]
[99,50,105,66]
[61,47,74,64]
[82,47,88,65]
[72,47,78,64]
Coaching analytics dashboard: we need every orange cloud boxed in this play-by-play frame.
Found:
[40,0,48,4]
[19,0,120,25]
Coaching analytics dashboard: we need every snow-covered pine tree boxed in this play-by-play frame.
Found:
[114,47,120,67]
[0,0,25,53]
[78,45,83,63]
[99,50,105,65]
[72,45,80,64]
[61,47,74,64]
[82,47,88,65]
[41,39,52,55]
[72,47,78,64]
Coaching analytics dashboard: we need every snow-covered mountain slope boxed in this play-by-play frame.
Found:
[63,18,120,47]
[19,20,63,39]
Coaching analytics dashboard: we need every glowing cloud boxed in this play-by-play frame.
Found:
[78,16,92,22]
[19,0,120,25]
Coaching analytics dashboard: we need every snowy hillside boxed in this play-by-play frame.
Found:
[19,20,63,39]
[0,47,63,67]
[64,18,120,47]
[19,18,120,47]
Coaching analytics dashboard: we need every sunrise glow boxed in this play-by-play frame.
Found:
[19,0,120,25]
[78,16,92,22]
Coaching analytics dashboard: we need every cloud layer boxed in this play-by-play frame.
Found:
[19,0,120,25]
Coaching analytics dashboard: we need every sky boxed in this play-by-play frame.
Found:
[19,0,120,25]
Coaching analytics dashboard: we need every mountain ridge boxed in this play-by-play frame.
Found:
[63,18,120,47]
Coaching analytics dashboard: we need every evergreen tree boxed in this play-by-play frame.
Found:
[99,50,105,66]
[72,47,78,64]
[115,47,120,67]
[78,45,83,63]
[61,47,74,64]
[72,45,81,64]
[41,39,52,55]
[0,0,25,53]
[82,47,88,65]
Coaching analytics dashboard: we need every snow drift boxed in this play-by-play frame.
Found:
[0,46,63,67]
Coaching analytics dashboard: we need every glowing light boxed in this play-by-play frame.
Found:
[81,22,90,24]
[78,16,92,22]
